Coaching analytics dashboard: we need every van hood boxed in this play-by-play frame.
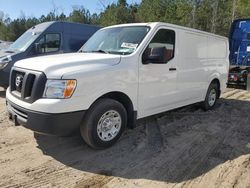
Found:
[0,49,20,59]
[14,53,121,78]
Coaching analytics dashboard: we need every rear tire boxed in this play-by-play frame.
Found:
[201,82,219,111]
[80,98,127,149]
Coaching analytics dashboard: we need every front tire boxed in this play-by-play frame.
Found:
[201,82,219,111]
[80,98,127,149]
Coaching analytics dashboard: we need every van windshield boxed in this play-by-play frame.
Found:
[80,26,150,55]
[8,31,40,52]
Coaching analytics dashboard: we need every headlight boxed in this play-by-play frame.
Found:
[43,80,77,99]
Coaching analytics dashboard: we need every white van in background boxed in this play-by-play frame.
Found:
[6,22,229,149]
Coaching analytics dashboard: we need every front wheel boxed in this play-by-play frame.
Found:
[80,98,127,149]
[201,82,219,111]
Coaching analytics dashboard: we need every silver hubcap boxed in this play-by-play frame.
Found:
[97,110,122,141]
[208,88,217,106]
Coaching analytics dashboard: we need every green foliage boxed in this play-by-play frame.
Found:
[67,6,91,24]
[1,0,250,41]
[237,0,250,18]
[99,1,136,26]
[137,0,165,22]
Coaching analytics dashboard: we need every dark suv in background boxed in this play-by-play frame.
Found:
[0,21,101,88]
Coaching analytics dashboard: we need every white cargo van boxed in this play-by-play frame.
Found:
[6,22,229,149]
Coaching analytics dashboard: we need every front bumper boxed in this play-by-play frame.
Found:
[227,81,246,86]
[6,100,85,136]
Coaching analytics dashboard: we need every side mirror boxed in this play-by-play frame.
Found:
[142,47,167,64]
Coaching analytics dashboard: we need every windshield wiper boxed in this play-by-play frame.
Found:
[4,50,16,53]
[82,50,109,54]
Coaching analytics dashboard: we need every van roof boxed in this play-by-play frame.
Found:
[104,22,227,40]
[27,21,55,33]
[28,21,101,33]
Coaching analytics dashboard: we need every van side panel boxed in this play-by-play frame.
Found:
[207,37,228,59]
[178,30,228,102]
[177,31,208,102]
[207,36,229,93]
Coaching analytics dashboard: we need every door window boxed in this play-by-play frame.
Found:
[143,29,175,63]
[37,33,61,53]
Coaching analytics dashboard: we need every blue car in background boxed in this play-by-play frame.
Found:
[0,21,101,88]
[228,18,250,89]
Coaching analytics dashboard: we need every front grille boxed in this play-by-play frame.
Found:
[10,67,47,103]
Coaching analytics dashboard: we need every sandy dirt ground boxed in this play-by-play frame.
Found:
[0,87,249,188]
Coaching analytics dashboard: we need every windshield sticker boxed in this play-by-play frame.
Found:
[121,42,138,49]
[118,48,134,53]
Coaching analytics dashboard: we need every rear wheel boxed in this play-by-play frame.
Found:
[201,82,219,111]
[80,98,127,149]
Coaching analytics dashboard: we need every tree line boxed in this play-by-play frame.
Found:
[0,0,250,41]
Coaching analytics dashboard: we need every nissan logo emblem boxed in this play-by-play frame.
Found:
[15,75,23,88]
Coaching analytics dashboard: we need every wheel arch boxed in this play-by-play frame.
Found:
[92,91,137,129]
[210,78,221,98]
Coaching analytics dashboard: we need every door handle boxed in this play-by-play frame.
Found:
[169,68,177,71]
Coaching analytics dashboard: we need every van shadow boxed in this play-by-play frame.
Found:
[34,98,250,183]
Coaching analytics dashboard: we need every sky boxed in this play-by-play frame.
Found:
[0,0,141,20]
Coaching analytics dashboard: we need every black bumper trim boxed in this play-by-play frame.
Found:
[6,100,86,136]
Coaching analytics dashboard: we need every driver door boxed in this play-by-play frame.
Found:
[138,28,179,117]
